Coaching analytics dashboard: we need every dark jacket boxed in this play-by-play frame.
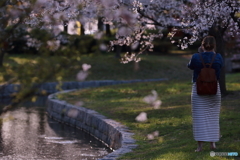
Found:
[188,52,223,82]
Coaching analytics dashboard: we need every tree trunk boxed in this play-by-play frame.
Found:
[0,50,5,67]
[80,24,85,35]
[115,45,122,58]
[209,26,227,95]
[63,21,68,33]
[105,24,111,36]
[216,33,227,95]
[98,17,104,31]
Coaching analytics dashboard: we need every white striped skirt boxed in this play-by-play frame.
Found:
[191,82,221,142]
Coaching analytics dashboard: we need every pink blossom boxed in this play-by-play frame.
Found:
[117,27,133,37]
[147,134,154,140]
[99,44,107,51]
[147,131,159,140]
[76,71,88,81]
[67,108,79,118]
[75,101,85,107]
[153,100,162,109]
[143,90,158,104]
[82,64,91,72]
[143,90,162,109]
[47,40,60,51]
[135,112,147,122]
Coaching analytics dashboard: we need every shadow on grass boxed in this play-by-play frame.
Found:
[60,80,240,160]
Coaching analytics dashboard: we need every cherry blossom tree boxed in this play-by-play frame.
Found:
[95,0,240,94]
[3,0,240,61]
[57,0,238,95]
[1,0,240,108]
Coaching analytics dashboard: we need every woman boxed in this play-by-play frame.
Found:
[188,36,223,152]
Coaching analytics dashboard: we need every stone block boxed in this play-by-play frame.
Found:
[90,115,100,129]
[98,120,109,134]
[76,121,84,129]
[63,116,71,125]
[88,126,96,135]
[77,82,84,89]
[76,110,86,122]
[101,132,108,143]
[69,118,76,127]
[93,129,101,140]
[82,81,94,88]
[85,114,93,126]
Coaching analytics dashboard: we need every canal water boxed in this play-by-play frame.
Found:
[0,97,112,160]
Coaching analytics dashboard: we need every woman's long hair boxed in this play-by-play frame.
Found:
[201,36,216,51]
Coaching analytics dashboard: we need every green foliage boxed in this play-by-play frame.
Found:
[68,34,98,54]
[30,28,53,42]
[7,26,35,54]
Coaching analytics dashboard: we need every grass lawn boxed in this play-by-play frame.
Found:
[0,53,191,84]
[56,54,240,160]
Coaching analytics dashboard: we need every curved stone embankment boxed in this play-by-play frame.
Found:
[2,78,167,159]
[47,90,137,160]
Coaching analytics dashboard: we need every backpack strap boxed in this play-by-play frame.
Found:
[199,53,206,68]
[209,53,216,68]
[198,53,216,68]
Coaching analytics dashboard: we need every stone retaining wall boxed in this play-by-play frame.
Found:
[2,78,167,159]
[47,90,137,160]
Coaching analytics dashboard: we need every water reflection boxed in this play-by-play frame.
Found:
[0,99,112,160]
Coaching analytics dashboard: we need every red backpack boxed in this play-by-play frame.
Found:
[196,53,217,95]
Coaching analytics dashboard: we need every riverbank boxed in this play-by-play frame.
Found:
[58,75,240,159]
